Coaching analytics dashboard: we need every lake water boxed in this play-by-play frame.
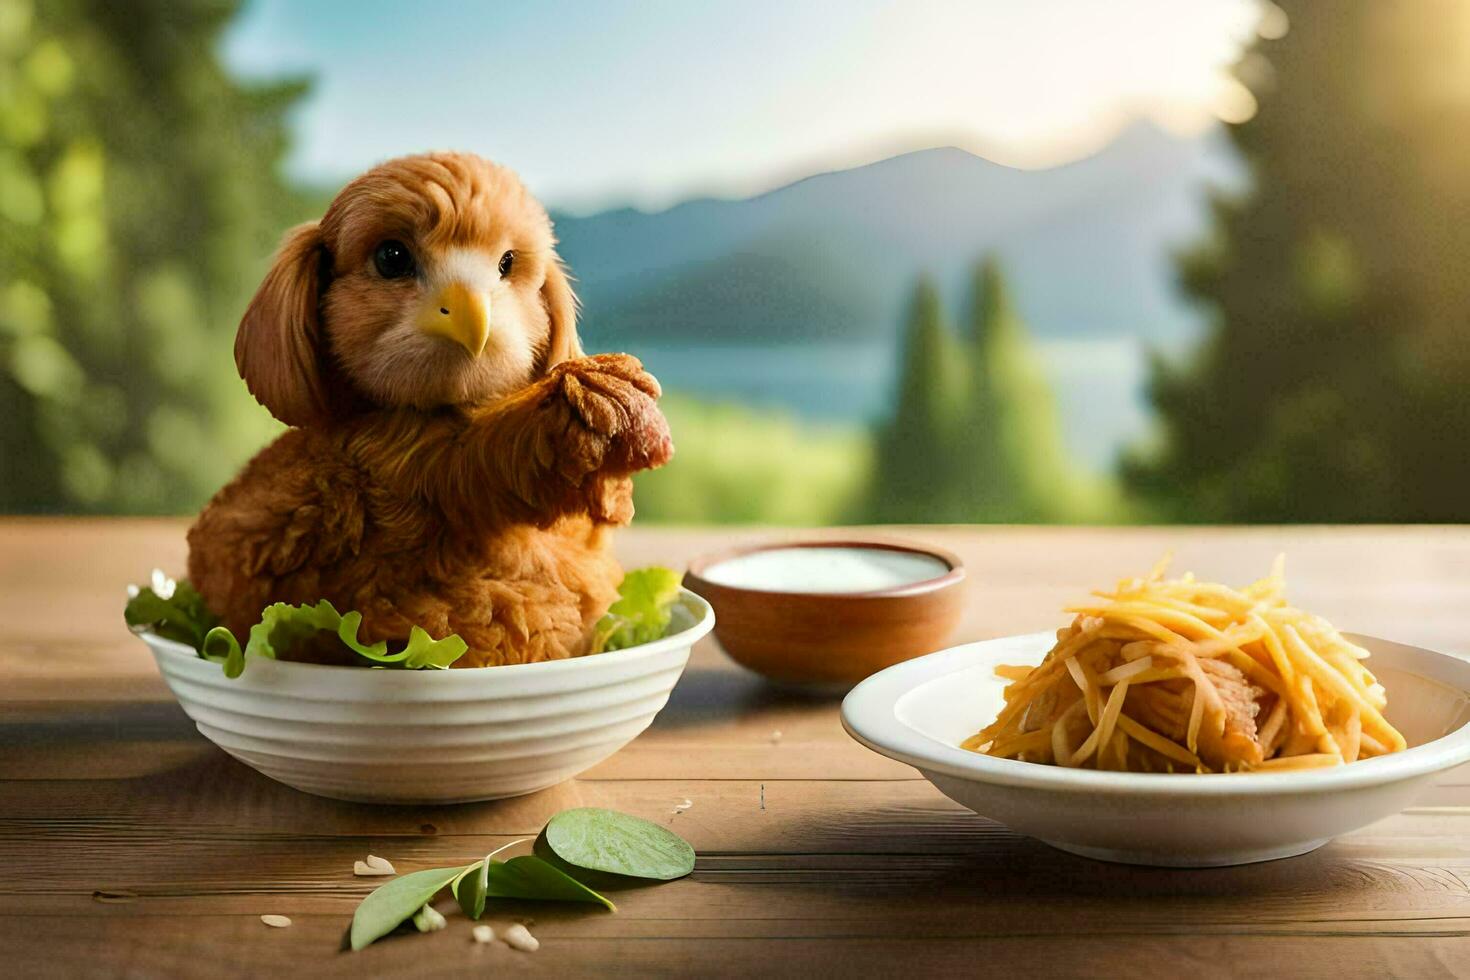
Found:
[630,337,1152,472]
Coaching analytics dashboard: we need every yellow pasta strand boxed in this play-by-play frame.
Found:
[964,557,1405,776]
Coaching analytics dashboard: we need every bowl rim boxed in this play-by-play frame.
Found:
[685,536,965,601]
[137,589,714,681]
[842,630,1470,796]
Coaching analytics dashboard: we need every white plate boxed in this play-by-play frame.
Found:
[138,591,713,804]
[842,632,1470,866]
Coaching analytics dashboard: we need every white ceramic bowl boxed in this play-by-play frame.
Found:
[843,632,1470,867]
[138,591,713,804]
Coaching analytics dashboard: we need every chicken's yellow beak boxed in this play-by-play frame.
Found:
[418,282,490,356]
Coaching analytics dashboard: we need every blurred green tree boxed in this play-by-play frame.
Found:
[958,258,1077,521]
[870,260,1114,522]
[1126,0,1470,521]
[869,278,966,522]
[0,0,308,513]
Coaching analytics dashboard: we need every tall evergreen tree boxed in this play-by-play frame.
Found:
[870,278,965,522]
[0,0,309,512]
[960,257,1075,522]
[870,262,1104,523]
[1127,1,1470,521]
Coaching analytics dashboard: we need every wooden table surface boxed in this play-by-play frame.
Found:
[4,520,1470,978]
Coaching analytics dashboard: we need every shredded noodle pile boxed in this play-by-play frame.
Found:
[962,557,1406,773]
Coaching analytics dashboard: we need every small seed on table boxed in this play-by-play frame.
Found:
[502,923,539,952]
[354,854,396,876]
[260,914,292,928]
[472,924,495,944]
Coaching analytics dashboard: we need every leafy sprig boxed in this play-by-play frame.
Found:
[350,808,692,949]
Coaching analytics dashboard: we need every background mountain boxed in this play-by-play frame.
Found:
[558,121,1242,352]
[552,121,1241,469]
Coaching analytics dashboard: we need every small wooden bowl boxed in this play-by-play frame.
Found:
[685,539,965,689]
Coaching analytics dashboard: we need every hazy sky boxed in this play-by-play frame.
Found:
[223,0,1268,212]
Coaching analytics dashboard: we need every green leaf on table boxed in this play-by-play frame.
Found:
[452,839,611,919]
[485,855,615,911]
[593,567,683,652]
[350,865,470,951]
[538,807,696,881]
[452,858,488,921]
[348,810,674,948]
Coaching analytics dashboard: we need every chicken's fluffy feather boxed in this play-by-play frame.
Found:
[187,154,672,667]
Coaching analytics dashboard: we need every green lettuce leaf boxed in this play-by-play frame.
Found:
[124,579,217,650]
[126,572,469,679]
[593,567,684,652]
[200,599,468,679]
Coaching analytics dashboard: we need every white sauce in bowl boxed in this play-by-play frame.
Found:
[699,547,950,594]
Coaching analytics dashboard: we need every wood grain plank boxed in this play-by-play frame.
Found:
[8,846,1470,936]
[0,920,1464,980]
[8,881,1470,939]
[7,773,1470,940]
[4,769,1470,853]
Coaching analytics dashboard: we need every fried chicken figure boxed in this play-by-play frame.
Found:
[187,153,672,667]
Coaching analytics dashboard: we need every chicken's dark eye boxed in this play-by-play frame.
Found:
[498,250,514,277]
[373,240,415,279]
